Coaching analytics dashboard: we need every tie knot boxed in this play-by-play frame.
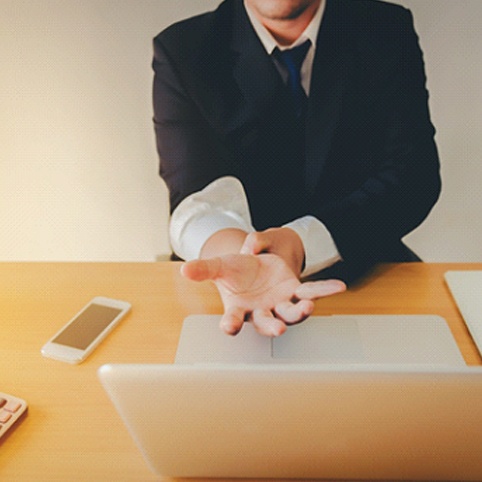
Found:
[273,40,311,73]
[272,40,311,118]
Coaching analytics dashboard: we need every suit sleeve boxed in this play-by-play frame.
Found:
[314,8,441,268]
[152,36,231,213]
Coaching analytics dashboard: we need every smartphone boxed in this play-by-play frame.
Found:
[41,297,131,364]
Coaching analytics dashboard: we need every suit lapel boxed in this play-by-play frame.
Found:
[225,0,355,193]
[305,0,355,193]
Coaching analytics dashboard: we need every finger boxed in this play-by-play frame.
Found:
[220,306,246,336]
[251,309,287,337]
[295,279,346,300]
[180,258,222,282]
[240,231,270,255]
[274,299,314,325]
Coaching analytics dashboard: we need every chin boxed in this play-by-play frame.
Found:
[248,0,319,21]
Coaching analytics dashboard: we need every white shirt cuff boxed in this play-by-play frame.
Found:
[283,215,342,277]
[169,176,255,260]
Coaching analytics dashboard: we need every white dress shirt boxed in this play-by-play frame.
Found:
[169,0,342,277]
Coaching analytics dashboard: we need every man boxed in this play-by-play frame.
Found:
[152,0,441,336]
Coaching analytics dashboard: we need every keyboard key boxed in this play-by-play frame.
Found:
[4,400,22,413]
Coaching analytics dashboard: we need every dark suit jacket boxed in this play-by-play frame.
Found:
[152,0,441,281]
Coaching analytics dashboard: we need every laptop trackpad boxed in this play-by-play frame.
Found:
[273,319,363,362]
[175,315,465,365]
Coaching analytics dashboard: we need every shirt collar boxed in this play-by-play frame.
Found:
[243,0,326,53]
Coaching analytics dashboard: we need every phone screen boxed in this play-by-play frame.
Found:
[52,304,122,350]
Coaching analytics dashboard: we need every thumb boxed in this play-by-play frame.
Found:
[180,258,222,282]
[240,231,270,255]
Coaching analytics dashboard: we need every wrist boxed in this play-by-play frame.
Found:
[280,227,305,277]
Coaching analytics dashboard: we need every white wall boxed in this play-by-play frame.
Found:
[0,0,219,261]
[1,0,481,262]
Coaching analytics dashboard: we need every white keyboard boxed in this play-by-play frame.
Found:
[0,392,28,440]
[445,270,482,357]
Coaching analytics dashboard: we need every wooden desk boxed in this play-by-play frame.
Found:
[1,262,481,481]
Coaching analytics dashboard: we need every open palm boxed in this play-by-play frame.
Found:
[181,253,345,337]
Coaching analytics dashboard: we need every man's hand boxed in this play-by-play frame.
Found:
[181,253,346,337]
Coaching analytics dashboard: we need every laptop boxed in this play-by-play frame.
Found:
[98,314,482,480]
[445,270,482,357]
[99,363,482,480]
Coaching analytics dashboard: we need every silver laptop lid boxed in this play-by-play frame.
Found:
[99,363,482,480]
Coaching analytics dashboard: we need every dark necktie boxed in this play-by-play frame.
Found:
[273,40,311,118]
